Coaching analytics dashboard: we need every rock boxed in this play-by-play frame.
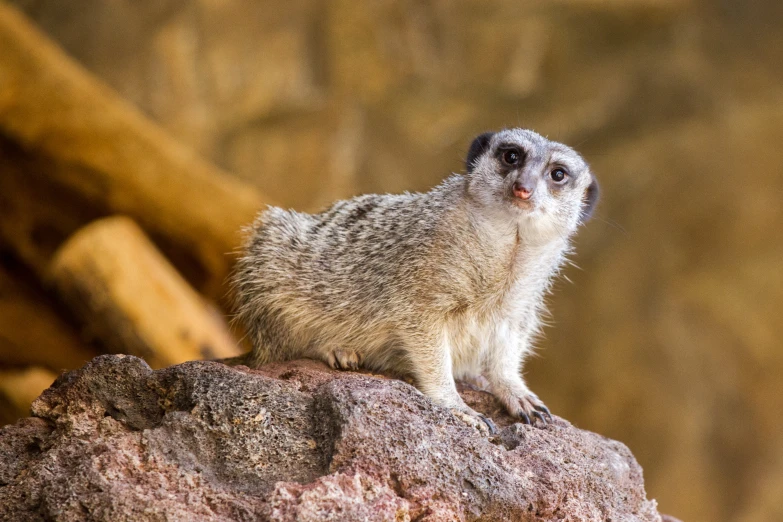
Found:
[0,355,671,521]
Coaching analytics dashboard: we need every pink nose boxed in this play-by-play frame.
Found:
[513,182,533,200]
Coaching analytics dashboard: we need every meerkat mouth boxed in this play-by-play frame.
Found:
[510,189,534,209]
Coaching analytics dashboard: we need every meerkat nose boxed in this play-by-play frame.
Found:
[512,181,533,200]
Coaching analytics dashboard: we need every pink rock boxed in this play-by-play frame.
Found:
[0,355,676,521]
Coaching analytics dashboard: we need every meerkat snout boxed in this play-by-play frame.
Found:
[512,180,533,200]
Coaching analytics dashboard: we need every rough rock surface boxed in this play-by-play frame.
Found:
[0,355,667,521]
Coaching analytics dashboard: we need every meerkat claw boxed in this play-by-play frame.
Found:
[451,409,494,436]
[478,414,497,434]
[534,404,553,422]
[532,411,547,425]
[519,412,532,425]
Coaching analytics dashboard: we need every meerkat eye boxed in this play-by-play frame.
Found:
[502,149,521,166]
[550,168,568,183]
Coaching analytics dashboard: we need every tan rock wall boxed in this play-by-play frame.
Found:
[8,1,783,521]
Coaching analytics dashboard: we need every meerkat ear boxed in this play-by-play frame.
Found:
[465,132,495,173]
[580,177,600,222]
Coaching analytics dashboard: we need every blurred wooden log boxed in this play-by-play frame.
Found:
[0,136,107,282]
[50,216,241,369]
[0,257,100,371]
[0,3,267,299]
[0,367,56,425]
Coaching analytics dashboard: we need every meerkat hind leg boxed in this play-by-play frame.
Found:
[326,347,361,371]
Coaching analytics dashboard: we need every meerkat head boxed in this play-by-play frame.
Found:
[464,128,599,240]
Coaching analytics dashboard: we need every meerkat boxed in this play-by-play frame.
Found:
[230,128,598,432]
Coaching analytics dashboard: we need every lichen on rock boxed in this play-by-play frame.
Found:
[0,355,667,521]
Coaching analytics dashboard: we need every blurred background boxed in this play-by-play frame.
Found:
[1,1,782,521]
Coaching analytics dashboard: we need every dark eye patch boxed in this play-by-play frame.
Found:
[495,143,526,175]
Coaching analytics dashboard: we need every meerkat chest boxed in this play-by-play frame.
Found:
[445,288,542,376]
[446,311,522,379]
[446,242,565,378]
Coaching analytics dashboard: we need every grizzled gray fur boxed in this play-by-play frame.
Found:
[231,128,598,431]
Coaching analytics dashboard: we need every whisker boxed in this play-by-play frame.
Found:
[592,215,627,234]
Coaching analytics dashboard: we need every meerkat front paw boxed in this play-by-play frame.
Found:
[491,383,553,426]
[326,348,361,371]
[450,407,497,435]
[506,392,552,426]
